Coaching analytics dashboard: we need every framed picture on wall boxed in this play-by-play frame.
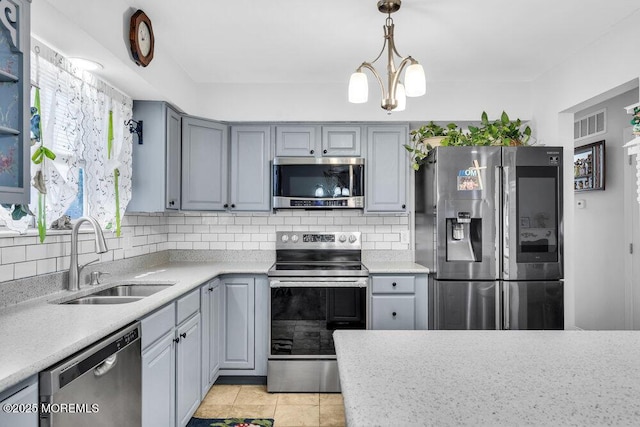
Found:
[574,140,605,192]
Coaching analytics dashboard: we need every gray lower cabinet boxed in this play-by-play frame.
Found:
[365,125,409,212]
[370,274,428,330]
[229,126,271,211]
[141,289,202,427]
[129,101,182,212]
[141,332,175,426]
[0,376,38,427]
[182,117,228,210]
[200,279,221,398]
[176,313,202,427]
[220,276,255,370]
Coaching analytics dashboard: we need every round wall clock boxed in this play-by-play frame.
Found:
[129,9,154,67]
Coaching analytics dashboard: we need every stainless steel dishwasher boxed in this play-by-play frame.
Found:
[39,322,141,427]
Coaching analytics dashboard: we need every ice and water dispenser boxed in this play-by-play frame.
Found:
[445,202,484,264]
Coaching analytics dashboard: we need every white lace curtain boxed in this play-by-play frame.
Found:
[0,40,133,235]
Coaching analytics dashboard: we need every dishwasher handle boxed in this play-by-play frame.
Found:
[93,354,118,377]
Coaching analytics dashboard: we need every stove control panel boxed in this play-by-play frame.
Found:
[276,232,361,249]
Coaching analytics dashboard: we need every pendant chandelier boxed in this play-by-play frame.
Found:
[348,0,426,112]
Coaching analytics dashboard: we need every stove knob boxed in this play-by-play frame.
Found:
[291,234,299,243]
[349,234,357,243]
[281,234,289,243]
[339,234,347,243]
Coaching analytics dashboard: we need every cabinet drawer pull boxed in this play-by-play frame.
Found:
[180,332,187,339]
[392,282,397,287]
[392,312,397,317]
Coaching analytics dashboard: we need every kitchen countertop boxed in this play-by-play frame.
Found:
[334,330,640,426]
[0,261,271,392]
[363,262,428,274]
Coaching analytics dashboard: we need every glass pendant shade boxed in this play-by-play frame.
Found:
[394,83,406,111]
[404,63,426,97]
[348,72,369,103]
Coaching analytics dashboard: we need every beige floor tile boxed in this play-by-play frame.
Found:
[228,404,276,418]
[234,385,279,406]
[277,393,320,405]
[319,404,346,427]
[319,393,344,406]
[274,404,320,427]
[193,404,233,419]
[203,384,242,405]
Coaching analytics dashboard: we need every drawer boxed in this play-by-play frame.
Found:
[176,288,200,325]
[371,275,415,294]
[141,303,175,350]
[371,295,416,330]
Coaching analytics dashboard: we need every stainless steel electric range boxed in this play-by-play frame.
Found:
[267,231,368,393]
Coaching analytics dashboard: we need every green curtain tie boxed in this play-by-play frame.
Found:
[31,145,56,164]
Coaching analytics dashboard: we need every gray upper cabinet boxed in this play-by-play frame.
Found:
[366,125,408,212]
[275,126,318,157]
[322,126,361,156]
[0,0,30,205]
[181,117,228,210]
[229,126,270,211]
[275,125,362,157]
[128,101,182,212]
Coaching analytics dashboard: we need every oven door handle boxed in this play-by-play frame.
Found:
[269,280,368,288]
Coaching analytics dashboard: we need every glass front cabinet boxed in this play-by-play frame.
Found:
[0,0,30,205]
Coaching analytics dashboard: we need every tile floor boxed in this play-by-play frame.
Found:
[193,384,346,427]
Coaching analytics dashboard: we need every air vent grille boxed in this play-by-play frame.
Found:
[574,109,606,140]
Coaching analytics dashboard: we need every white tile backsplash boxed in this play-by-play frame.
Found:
[0,209,410,284]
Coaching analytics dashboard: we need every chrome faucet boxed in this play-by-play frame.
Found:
[68,216,109,291]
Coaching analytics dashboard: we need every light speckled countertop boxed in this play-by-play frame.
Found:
[0,261,271,391]
[363,262,428,274]
[334,330,640,426]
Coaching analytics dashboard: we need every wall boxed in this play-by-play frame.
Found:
[0,210,410,285]
[572,90,638,330]
[530,9,640,329]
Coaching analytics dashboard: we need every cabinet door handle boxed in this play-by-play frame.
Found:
[169,200,175,206]
[223,203,229,208]
[402,204,406,209]
[231,204,236,208]
[180,332,187,339]
[310,150,314,155]
[392,282,397,287]
[173,337,180,344]
[323,149,328,154]
[392,312,397,317]
[208,287,214,291]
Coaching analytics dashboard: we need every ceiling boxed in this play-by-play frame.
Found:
[32,0,640,105]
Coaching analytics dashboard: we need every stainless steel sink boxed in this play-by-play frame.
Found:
[59,282,176,305]
[62,296,143,305]
[90,284,173,297]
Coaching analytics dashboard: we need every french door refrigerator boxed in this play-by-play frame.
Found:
[416,146,564,330]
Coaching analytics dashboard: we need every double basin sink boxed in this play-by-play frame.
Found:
[61,283,175,305]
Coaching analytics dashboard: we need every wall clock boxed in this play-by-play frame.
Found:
[129,9,154,67]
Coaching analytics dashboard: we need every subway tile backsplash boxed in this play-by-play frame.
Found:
[0,210,410,283]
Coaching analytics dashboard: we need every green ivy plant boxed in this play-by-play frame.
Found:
[406,112,533,170]
[404,121,460,170]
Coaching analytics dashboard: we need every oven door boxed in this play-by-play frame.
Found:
[269,278,368,359]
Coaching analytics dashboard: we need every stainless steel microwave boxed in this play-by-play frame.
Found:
[272,157,365,209]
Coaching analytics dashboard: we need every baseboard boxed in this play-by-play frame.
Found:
[215,375,267,385]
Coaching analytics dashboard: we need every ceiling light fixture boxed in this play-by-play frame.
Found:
[348,0,426,113]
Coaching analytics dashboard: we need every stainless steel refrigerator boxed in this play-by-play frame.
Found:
[416,146,564,330]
